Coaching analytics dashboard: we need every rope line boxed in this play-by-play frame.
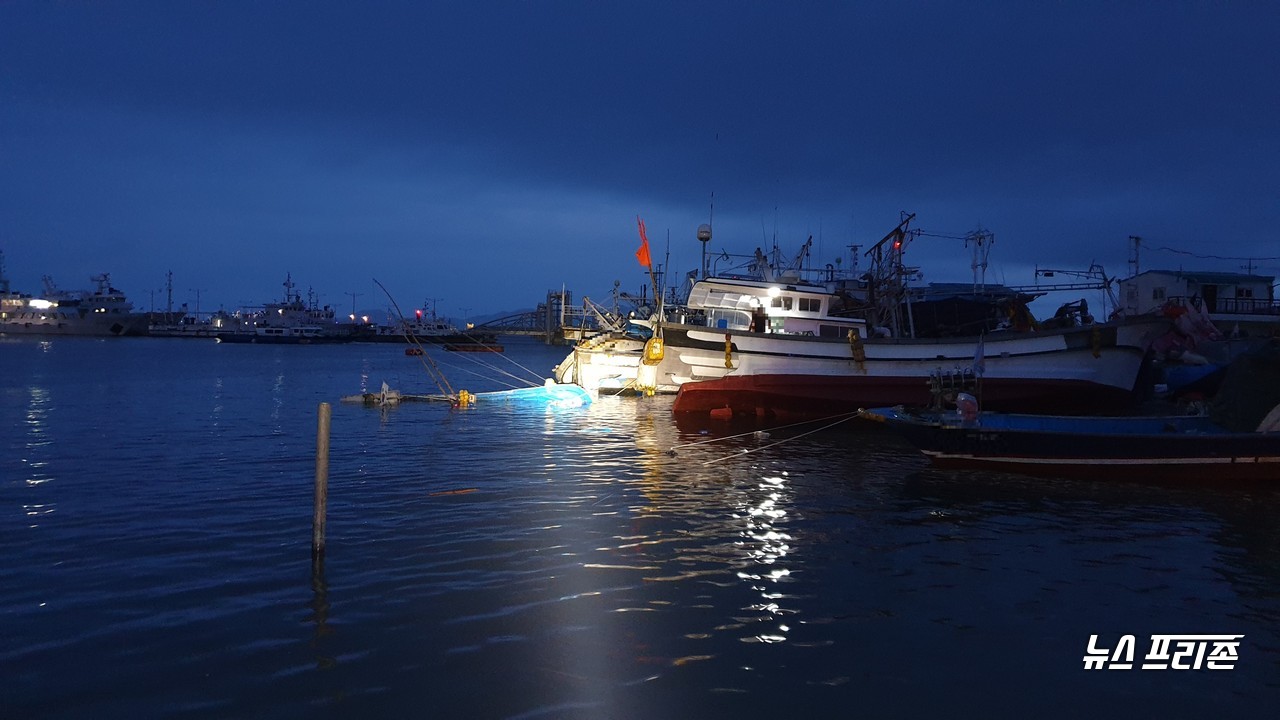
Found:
[447,331,549,385]
[697,413,864,466]
[668,409,865,453]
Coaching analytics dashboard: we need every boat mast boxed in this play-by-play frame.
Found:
[864,212,917,337]
[966,228,994,294]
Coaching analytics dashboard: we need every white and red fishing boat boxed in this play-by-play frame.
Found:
[667,315,1168,420]
[557,214,1172,420]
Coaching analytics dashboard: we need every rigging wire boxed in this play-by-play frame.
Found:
[914,231,972,241]
[1145,245,1280,262]
[415,348,535,390]
[416,325,551,387]
[450,335,551,385]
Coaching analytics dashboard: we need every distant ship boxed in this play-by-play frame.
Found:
[215,274,358,344]
[0,256,148,337]
[358,303,501,349]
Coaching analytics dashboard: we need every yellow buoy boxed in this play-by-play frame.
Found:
[643,336,665,365]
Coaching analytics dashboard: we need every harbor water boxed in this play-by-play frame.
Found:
[2,335,1278,718]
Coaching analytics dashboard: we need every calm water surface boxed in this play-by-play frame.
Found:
[2,336,1278,718]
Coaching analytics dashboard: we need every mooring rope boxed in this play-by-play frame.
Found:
[666,409,864,453]
[696,412,865,468]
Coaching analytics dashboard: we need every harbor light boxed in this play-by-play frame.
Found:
[30,299,54,310]
[767,286,782,298]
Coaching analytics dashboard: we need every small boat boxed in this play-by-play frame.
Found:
[860,404,1280,481]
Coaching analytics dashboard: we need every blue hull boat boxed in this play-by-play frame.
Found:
[861,406,1280,481]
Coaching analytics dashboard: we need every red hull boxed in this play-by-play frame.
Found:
[672,374,1139,421]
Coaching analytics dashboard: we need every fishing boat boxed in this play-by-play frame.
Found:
[0,263,149,337]
[557,214,1171,419]
[862,339,1280,480]
[668,313,1168,420]
[860,404,1280,481]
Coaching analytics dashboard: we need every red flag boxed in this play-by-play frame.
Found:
[635,216,652,269]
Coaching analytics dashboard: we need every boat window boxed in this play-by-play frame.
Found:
[771,296,793,311]
[1152,287,1166,300]
[819,324,848,338]
[798,297,821,312]
[707,308,751,330]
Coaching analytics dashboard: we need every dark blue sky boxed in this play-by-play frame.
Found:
[3,1,1278,320]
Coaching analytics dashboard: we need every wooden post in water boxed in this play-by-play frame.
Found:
[312,402,331,559]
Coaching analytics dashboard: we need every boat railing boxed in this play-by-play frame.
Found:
[1170,295,1280,317]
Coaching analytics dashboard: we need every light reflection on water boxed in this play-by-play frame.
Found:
[0,336,1278,718]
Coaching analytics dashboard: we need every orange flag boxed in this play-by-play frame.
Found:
[635,216,652,269]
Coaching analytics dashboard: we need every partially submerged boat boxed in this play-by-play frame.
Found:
[342,380,590,410]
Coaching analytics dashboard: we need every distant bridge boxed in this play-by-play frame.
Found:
[474,289,621,344]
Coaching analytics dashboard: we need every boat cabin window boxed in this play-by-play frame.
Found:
[798,297,821,312]
[1152,287,1166,301]
[818,324,849,338]
[707,308,752,330]
[770,296,793,311]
